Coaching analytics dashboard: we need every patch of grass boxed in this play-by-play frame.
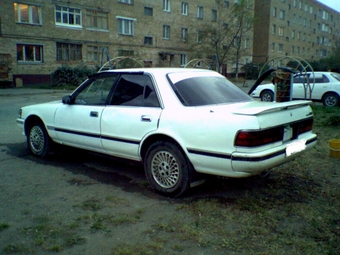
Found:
[0,223,9,231]
[75,198,103,211]
[3,243,33,254]
[22,215,86,252]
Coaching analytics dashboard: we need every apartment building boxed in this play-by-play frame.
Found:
[0,0,253,86]
[0,0,339,87]
[253,0,340,64]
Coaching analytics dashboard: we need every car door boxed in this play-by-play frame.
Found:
[310,74,330,100]
[101,74,162,160]
[54,74,117,151]
[292,75,307,99]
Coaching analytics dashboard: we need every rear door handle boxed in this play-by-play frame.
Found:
[141,115,152,122]
[90,111,98,117]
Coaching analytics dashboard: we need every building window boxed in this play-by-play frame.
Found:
[144,7,153,16]
[291,46,294,54]
[163,25,170,39]
[182,2,188,15]
[196,30,203,43]
[86,10,108,30]
[278,44,283,53]
[211,9,217,22]
[117,17,135,35]
[224,1,230,8]
[271,43,275,51]
[181,28,188,41]
[272,7,276,17]
[292,30,295,38]
[14,3,42,25]
[55,6,82,27]
[17,44,43,63]
[244,38,250,48]
[56,43,82,61]
[118,0,133,4]
[144,36,153,45]
[272,24,276,34]
[117,50,134,56]
[197,6,203,19]
[279,27,284,36]
[87,45,108,62]
[163,0,171,12]
[180,54,187,66]
[279,10,285,20]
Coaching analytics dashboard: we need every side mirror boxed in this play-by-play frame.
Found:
[62,95,73,104]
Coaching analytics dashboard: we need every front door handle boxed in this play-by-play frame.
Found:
[90,111,98,117]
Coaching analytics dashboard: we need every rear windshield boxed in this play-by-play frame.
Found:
[167,74,252,106]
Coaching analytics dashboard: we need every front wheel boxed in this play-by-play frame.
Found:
[144,141,192,197]
[261,90,274,102]
[27,120,51,158]
[323,93,339,107]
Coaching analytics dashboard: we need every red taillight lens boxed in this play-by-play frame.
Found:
[299,118,313,134]
[235,126,284,147]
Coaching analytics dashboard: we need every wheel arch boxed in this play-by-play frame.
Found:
[24,115,45,136]
[260,89,274,97]
[322,91,339,100]
[140,134,187,161]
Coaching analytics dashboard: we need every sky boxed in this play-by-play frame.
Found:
[317,0,340,13]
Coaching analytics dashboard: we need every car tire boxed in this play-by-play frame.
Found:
[261,90,274,102]
[27,120,51,158]
[144,141,192,197]
[322,92,339,107]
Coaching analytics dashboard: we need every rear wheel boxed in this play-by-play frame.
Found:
[27,120,51,158]
[323,93,339,107]
[144,141,192,197]
[261,90,274,102]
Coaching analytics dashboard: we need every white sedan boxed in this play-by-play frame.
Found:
[17,68,317,196]
[251,71,340,107]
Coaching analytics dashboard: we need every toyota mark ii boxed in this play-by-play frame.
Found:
[17,68,317,196]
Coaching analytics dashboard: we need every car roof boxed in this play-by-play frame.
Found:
[99,68,217,75]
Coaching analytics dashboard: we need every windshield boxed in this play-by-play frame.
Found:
[167,74,252,106]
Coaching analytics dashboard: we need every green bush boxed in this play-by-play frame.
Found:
[51,64,96,87]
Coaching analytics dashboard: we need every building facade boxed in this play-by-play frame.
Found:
[253,0,340,64]
[0,0,339,86]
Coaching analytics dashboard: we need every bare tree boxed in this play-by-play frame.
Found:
[189,0,254,76]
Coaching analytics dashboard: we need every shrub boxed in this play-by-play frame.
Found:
[51,64,96,87]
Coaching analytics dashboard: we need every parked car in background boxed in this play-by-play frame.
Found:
[251,72,340,107]
[17,68,317,196]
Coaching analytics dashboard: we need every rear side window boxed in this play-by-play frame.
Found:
[168,75,252,106]
[110,74,160,107]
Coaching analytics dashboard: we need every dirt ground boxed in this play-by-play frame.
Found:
[0,96,339,254]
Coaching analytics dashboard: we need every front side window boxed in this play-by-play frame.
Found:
[17,44,43,63]
[55,6,82,27]
[86,10,108,30]
[14,3,41,25]
[56,43,82,61]
[167,73,252,106]
[117,17,135,35]
[111,74,160,107]
[74,74,118,105]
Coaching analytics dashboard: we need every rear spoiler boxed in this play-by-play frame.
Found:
[232,100,313,115]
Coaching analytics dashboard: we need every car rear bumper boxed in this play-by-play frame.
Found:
[231,134,317,174]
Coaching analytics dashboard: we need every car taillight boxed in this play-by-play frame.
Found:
[299,118,313,134]
[235,126,284,147]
